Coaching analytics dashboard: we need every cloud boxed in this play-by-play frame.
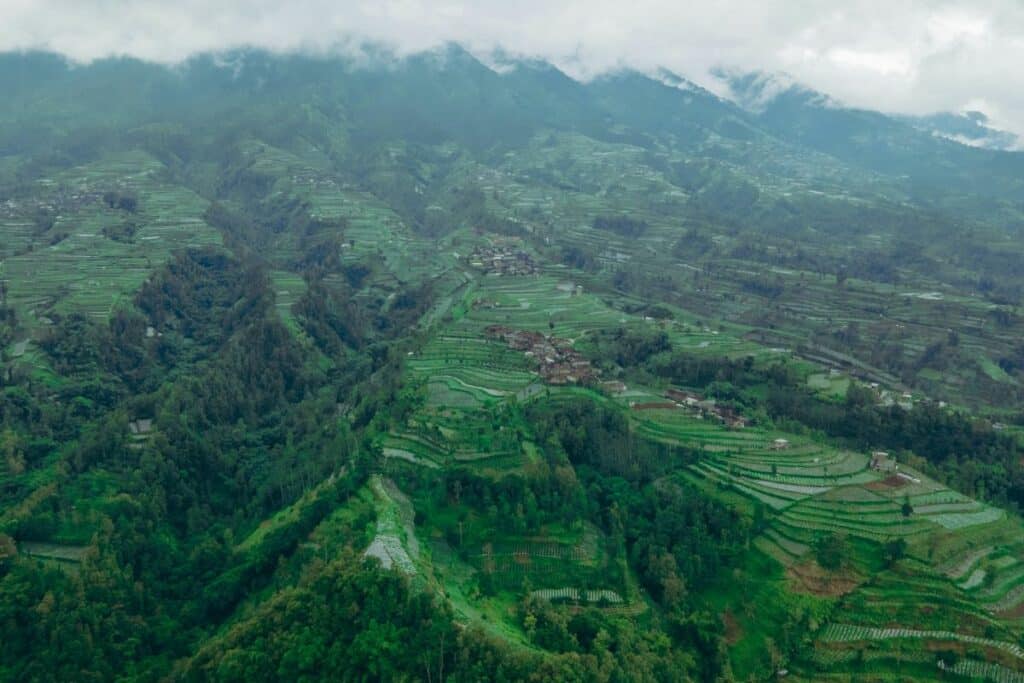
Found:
[4,0,1024,139]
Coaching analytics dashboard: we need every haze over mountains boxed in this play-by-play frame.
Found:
[3,45,1022,175]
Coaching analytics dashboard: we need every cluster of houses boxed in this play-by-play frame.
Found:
[289,170,345,191]
[3,185,110,222]
[468,245,537,276]
[485,325,597,385]
[663,388,749,428]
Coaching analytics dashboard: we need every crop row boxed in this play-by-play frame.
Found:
[820,623,1024,658]
[531,588,624,604]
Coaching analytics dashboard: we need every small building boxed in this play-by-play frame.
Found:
[870,451,896,472]
[665,388,702,404]
[129,419,153,436]
[718,407,749,429]
[771,438,790,450]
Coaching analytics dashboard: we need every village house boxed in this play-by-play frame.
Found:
[870,451,897,472]
[486,325,598,385]
[663,388,748,427]
[468,244,537,276]
[665,388,702,404]
[771,438,790,450]
[717,406,750,429]
[602,380,627,394]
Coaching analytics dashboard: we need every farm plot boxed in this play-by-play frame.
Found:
[806,371,851,399]
[731,461,877,486]
[941,546,1003,581]
[694,454,889,521]
[841,564,1003,637]
[753,527,811,566]
[243,143,459,290]
[410,333,538,407]
[380,429,455,470]
[820,623,1024,660]
[977,564,1024,603]
[1,151,220,329]
[726,447,865,476]
[651,403,1005,547]
[943,544,1024,614]
[777,501,936,542]
[459,276,626,339]
[928,506,1005,530]
[694,465,797,510]
[944,659,1024,683]
[474,529,623,596]
[991,584,1024,614]
[269,270,307,332]
[382,447,441,469]
[531,588,624,604]
[926,518,1024,592]
[18,541,89,563]
[630,411,769,451]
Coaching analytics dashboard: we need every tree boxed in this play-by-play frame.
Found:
[0,533,16,563]
[1,428,25,475]
[814,533,847,570]
[883,539,907,567]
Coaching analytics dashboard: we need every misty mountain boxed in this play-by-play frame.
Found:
[3,48,1022,190]
[901,110,1021,151]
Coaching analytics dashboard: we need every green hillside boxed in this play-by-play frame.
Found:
[1,48,1024,682]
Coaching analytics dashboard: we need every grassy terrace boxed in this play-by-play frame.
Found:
[0,151,221,330]
[614,381,1024,658]
[620,397,1012,544]
[269,270,307,333]
[476,134,1024,409]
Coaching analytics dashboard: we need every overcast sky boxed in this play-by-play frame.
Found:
[5,1,1024,138]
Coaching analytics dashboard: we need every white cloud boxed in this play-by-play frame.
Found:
[826,48,915,78]
[3,0,1024,139]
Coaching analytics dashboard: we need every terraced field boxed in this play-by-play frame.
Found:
[269,270,307,332]
[607,388,1024,676]
[347,226,1024,680]
[459,275,627,338]
[409,331,537,408]
[0,151,221,330]
[623,400,1009,548]
[460,130,1024,412]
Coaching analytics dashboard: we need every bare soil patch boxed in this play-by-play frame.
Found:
[865,474,908,491]
[786,559,860,597]
[631,402,677,410]
[722,609,743,645]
